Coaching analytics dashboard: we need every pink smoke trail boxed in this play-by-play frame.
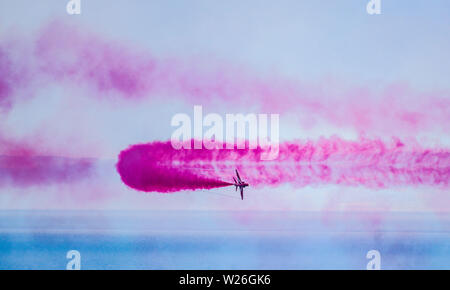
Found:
[0,155,94,187]
[117,142,232,193]
[0,43,31,110]
[117,138,449,193]
[0,135,94,187]
[1,21,448,135]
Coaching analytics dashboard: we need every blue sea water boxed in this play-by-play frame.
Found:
[0,211,449,269]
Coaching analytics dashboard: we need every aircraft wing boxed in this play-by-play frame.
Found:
[236,169,242,183]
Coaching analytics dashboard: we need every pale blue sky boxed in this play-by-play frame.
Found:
[0,0,449,89]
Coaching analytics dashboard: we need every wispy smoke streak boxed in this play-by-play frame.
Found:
[0,136,94,187]
[0,155,94,187]
[0,21,448,135]
[117,138,449,193]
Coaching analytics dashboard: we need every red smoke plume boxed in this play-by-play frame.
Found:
[116,138,449,193]
[117,142,232,192]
